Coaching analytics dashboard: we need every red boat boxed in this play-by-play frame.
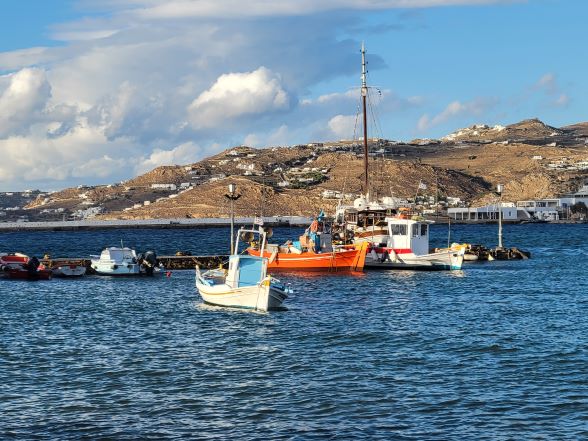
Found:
[0,253,52,280]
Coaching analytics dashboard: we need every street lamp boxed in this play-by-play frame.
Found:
[496,184,504,249]
[225,183,241,254]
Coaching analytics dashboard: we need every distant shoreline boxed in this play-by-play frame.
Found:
[0,216,585,232]
[0,216,312,232]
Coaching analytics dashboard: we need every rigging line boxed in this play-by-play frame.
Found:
[367,87,384,140]
[352,94,362,146]
[366,87,385,196]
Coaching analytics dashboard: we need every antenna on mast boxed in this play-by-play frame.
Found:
[361,42,369,200]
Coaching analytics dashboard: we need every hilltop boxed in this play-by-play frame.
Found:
[5,118,587,221]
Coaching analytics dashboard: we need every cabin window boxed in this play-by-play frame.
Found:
[345,213,358,224]
[412,225,419,237]
[391,224,407,236]
[421,224,428,236]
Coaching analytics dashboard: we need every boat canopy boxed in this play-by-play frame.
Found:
[100,247,137,261]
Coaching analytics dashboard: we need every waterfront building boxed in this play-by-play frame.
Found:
[516,199,560,220]
[559,179,588,207]
[448,203,523,222]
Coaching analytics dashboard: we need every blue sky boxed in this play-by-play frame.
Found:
[0,0,585,191]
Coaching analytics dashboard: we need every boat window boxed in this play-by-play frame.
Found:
[421,224,428,236]
[391,224,407,236]
[345,213,358,224]
[412,225,419,237]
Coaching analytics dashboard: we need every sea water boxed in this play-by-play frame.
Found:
[1,223,587,440]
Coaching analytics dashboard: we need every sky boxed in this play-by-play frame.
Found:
[0,0,586,191]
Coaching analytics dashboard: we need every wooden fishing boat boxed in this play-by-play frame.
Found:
[196,227,290,311]
[246,230,368,272]
[364,216,465,271]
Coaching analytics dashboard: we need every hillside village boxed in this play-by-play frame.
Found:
[2,118,588,223]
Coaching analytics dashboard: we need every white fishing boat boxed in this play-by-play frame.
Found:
[364,216,465,271]
[90,247,141,275]
[196,227,291,311]
[329,44,462,272]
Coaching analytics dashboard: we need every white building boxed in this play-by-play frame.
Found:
[151,183,177,191]
[322,189,342,199]
[448,203,523,222]
[516,199,560,220]
[559,180,588,208]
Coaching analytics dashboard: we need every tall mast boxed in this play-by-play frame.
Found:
[361,43,369,198]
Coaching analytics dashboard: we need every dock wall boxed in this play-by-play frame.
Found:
[44,255,229,273]
[0,216,312,232]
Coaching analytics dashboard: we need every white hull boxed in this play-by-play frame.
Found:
[91,259,141,275]
[52,265,86,277]
[196,279,287,311]
[365,249,464,271]
[196,228,290,312]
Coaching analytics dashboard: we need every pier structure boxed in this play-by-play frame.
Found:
[42,254,229,274]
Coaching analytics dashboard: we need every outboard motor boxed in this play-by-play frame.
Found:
[25,256,41,279]
[142,251,158,276]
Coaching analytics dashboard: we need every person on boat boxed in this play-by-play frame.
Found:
[24,256,41,280]
[309,217,321,253]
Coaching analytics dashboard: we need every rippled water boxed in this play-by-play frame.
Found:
[1,224,588,439]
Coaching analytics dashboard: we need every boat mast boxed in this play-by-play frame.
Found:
[361,43,369,199]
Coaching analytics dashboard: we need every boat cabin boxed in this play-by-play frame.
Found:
[338,207,394,228]
[385,217,430,255]
[225,255,268,288]
[100,247,137,263]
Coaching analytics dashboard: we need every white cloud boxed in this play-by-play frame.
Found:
[554,93,570,107]
[72,155,127,178]
[0,123,134,186]
[188,67,290,129]
[535,73,557,94]
[417,98,496,131]
[104,0,520,19]
[0,0,519,190]
[243,124,291,147]
[0,68,51,136]
[328,114,358,139]
[534,73,571,108]
[135,142,202,175]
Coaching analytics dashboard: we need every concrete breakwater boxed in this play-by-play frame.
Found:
[0,216,312,232]
[44,255,228,274]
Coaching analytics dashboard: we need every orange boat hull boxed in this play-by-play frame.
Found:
[247,243,368,272]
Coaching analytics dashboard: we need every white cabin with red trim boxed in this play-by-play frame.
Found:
[385,217,430,256]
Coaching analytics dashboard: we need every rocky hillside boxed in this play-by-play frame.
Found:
[441,118,565,143]
[19,118,588,220]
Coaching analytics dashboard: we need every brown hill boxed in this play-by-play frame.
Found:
[22,118,588,220]
[442,118,564,143]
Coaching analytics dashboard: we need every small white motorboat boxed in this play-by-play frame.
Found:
[196,227,291,311]
[91,247,141,275]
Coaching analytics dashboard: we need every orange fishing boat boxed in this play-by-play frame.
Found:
[247,243,368,272]
[246,223,368,272]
